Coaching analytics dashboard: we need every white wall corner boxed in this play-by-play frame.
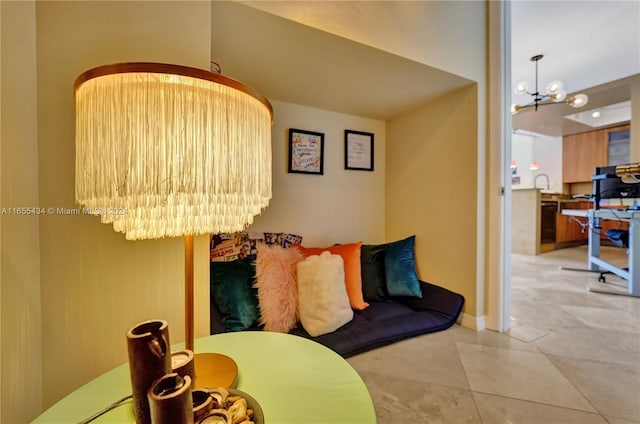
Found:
[458,313,487,331]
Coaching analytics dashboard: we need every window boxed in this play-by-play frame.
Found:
[608,127,630,166]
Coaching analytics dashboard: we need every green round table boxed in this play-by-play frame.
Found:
[33,332,376,423]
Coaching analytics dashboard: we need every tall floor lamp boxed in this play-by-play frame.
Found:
[74,62,273,387]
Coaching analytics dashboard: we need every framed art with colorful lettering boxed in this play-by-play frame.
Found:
[288,128,324,175]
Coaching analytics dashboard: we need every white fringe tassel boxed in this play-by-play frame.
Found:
[75,72,272,240]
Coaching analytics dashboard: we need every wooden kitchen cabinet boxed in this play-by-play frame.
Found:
[600,219,629,239]
[562,124,630,184]
[556,201,630,245]
[556,201,590,243]
[563,130,606,183]
[605,125,631,166]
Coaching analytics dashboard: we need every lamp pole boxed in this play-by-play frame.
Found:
[185,235,195,352]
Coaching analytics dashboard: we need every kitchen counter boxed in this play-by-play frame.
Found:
[541,193,571,201]
[512,190,597,255]
[512,189,565,255]
[511,189,543,255]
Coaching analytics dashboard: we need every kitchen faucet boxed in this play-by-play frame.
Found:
[534,173,550,190]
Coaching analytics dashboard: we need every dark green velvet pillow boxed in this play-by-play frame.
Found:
[360,243,389,301]
[384,235,422,298]
[210,255,259,331]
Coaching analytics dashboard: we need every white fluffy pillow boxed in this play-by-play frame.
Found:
[297,251,354,337]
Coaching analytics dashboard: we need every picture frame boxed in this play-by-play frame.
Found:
[345,130,374,171]
[288,128,324,175]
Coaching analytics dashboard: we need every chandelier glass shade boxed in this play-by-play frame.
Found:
[511,54,589,115]
[74,63,273,240]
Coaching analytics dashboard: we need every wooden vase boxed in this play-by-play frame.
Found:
[148,373,194,424]
[126,319,171,424]
[171,349,195,382]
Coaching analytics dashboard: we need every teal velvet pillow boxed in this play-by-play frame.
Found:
[361,243,388,301]
[210,255,259,331]
[384,235,422,298]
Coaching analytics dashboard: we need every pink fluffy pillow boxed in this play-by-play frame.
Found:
[254,244,305,333]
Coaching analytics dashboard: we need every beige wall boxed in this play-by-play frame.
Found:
[240,0,486,83]
[33,0,212,411]
[248,100,386,246]
[386,86,479,316]
[1,1,43,422]
[239,0,488,324]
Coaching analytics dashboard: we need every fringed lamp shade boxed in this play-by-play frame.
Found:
[74,63,273,240]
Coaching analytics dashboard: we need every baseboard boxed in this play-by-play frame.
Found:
[458,313,486,331]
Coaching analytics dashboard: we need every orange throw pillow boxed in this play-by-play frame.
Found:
[295,242,369,310]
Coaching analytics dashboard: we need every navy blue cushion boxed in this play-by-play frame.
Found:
[210,256,259,331]
[290,293,461,357]
[355,301,413,322]
[214,279,465,358]
[384,235,422,298]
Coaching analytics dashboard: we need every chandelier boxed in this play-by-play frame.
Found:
[511,54,589,115]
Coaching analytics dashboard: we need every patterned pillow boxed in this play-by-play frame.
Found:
[211,232,303,262]
[254,244,305,333]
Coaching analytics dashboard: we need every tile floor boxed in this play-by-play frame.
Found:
[347,245,640,424]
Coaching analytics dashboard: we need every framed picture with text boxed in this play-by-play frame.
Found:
[345,130,374,171]
[288,128,324,175]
